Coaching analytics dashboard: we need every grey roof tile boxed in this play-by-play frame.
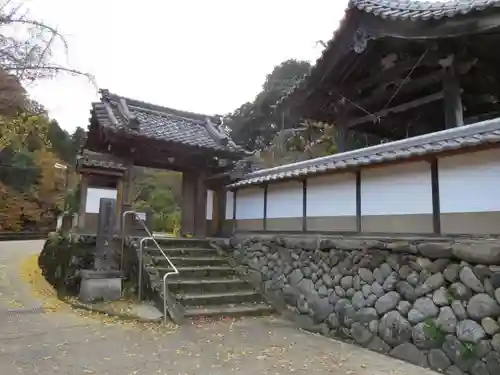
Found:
[227,117,500,188]
[77,150,126,171]
[90,90,245,155]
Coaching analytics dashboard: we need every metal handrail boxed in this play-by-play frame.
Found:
[121,211,179,323]
[120,210,137,271]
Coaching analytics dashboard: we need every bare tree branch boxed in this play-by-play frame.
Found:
[0,2,96,90]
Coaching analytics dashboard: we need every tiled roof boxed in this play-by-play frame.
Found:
[227,117,500,188]
[276,0,500,109]
[76,150,126,171]
[91,90,245,155]
[352,0,500,21]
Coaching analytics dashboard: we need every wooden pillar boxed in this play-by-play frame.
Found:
[356,171,361,233]
[263,184,268,231]
[123,163,134,205]
[194,172,207,237]
[213,186,226,236]
[443,66,464,128]
[430,159,441,235]
[181,172,196,236]
[336,110,349,153]
[115,178,124,233]
[302,179,307,232]
[78,175,88,230]
[337,125,347,153]
[233,190,237,233]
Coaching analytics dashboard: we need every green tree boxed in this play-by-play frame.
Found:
[47,120,73,162]
[226,59,311,150]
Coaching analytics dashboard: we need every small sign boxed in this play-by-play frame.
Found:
[135,212,146,221]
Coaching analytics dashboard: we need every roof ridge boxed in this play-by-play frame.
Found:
[99,89,219,123]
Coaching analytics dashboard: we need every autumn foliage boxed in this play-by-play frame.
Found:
[0,70,78,232]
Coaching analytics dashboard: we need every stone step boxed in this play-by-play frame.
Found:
[152,237,211,248]
[147,265,235,278]
[183,303,274,318]
[146,247,218,257]
[165,277,249,294]
[153,255,229,266]
[176,290,262,306]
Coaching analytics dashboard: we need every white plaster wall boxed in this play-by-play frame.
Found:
[85,188,117,214]
[236,187,264,219]
[206,190,214,219]
[225,191,234,219]
[361,162,432,215]
[267,181,303,218]
[439,149,500,213]
[307,173,356,217]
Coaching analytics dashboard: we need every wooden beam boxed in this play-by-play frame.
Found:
[347,92,445,128]
[349,70,446,113]
[78,168,125,177]
[341,52,443,95]
[443,67,464,128]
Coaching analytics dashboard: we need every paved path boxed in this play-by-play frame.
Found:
[0,240,438,375]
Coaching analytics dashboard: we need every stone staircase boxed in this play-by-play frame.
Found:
[141,237,273,320]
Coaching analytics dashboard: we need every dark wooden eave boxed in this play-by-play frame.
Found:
[277,0,500,132]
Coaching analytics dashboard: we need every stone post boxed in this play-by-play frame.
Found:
[94,198,118,271]
[79,198,123,303]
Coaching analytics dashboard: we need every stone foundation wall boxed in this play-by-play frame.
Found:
[214,236,500,375]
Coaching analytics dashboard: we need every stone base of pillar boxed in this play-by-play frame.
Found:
[78,270,123,303]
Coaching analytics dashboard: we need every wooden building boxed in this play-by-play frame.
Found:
[83,89,247,237]
[276,0,500,151]
[222,0,500,236]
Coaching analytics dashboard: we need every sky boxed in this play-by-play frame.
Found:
[18,0,349,132]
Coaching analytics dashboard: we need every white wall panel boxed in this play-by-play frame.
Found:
[307,173,356,217]
[267,181,302,218]
[236,187,264,219]
[85,188,117,213]
[439,149,500,213]
[361,162,432,215]
[206,190,214,219]
[225,191,234,219]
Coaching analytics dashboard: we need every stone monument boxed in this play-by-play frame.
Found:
[79,198,123,302]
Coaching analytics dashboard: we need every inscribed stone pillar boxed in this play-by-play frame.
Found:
[79,198,122,303]
[94,198,118,271]
[181,172,196,236]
